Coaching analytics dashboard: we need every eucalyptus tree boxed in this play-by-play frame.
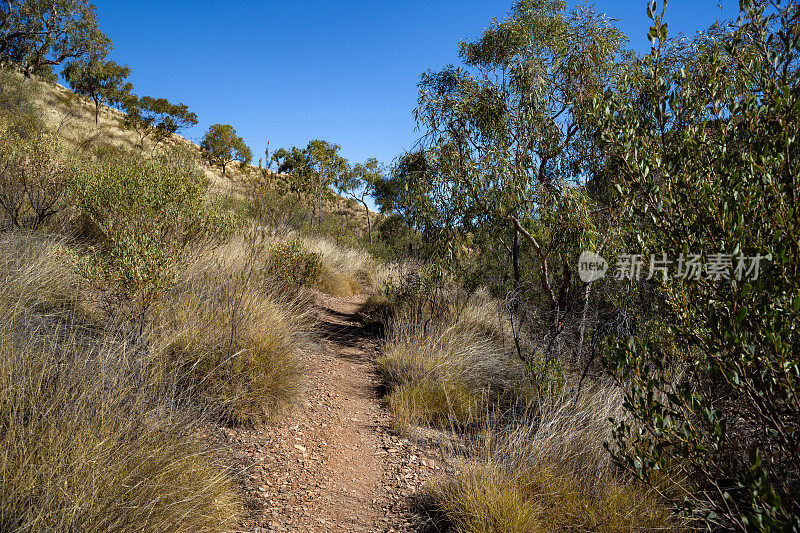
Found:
[123,96,197,150]
[199,123,252,177]
[0,0,109,79]
[413,0,626,342]
[274,139,348,225]
[336,157,382,244]
[62,57,131,124]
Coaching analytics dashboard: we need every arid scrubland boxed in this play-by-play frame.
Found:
[2,0,799,530]
[0,68,390,531]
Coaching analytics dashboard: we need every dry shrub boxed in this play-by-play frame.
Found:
[421,386,676,532]
[0,129,72,230]
[150,234,310,425]
[0,235,238,533]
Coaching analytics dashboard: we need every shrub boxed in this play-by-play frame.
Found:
[266,238,323,289]
[597,3,800,528]
[70,147,231,306]
[265,236,369,297]
[0,129,72,229]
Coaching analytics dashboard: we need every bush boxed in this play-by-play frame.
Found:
[265,236,369,297]
[0,129,72,229]
[70,147,232,305]
[597,3,800,528]
[266,238,324,289]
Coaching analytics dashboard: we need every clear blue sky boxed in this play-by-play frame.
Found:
[91,1,740,169]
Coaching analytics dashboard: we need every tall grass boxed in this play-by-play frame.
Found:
[150,233,310,425]
[300,234,391,294]
[377,303,524,433]
[423,386,676,532]
[0,231,238,533]
[372,283,675,531]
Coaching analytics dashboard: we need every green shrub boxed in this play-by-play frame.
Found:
[70,148,230,304]
[597,3,800,528]
[266,238,323,288]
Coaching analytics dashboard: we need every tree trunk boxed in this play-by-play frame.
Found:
[512,228,521,295]
[362,200,372,246]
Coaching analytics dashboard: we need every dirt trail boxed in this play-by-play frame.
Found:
[220,294,440,532]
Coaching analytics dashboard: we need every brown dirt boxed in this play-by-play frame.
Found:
[214,294,441,532]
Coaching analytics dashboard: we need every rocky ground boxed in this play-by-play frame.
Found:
[208,294,443,532]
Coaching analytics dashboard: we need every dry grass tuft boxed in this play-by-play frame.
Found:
[150,234,310,425]
[300,234,390,292]
[0,233,238,532]
[377,311,523,433]
[421,386,676,532]
[0,231,90,317]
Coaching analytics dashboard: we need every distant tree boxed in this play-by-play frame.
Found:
[200,123,252,177]
[122,95,197,149]
[0,0,110,79]
[271,145,309,197]
[274,139,347,225]
[336,158,382,245]
[62,57,131,124]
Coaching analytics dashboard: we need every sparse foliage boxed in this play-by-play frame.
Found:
[336,157,382,245]
[122,95,197,150]
[273,139,347,225]
[0,128,72,229]
[62,56,131,124]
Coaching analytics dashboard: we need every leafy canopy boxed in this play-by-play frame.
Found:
[200,123,252,177]
[62,57,131,124]
[0,0,110,78]
[122,95,197,150]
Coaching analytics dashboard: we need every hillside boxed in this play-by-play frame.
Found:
[23,73,377,231]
